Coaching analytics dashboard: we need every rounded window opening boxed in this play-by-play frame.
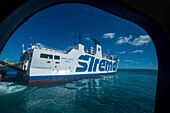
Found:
[0,3,158,113]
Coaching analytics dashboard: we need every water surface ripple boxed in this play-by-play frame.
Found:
[0,69,157,113]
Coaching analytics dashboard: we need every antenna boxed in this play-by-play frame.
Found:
[78,29,82,44]
[22,44,24,53]
[30,37,32,47]
[107,49,110,55]
[92,38,101,45]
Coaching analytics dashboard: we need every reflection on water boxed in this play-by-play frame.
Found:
[0,70,157,113]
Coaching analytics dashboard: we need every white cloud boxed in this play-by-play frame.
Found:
[84,37,93,44]
[116,35,132,44]
[124,60,139,64]
[129,50,144,53]
[84,37,91,41]
[118,51,126,54]
[102,33,115,39]
[130,35,151,46]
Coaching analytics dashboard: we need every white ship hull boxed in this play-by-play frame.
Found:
[19,40,119,85]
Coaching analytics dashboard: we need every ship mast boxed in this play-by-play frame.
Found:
[21,44,24,54]
[30,37,32,47]
[107,49,110,55]
[92,38,101,45]
[78,29,82,44]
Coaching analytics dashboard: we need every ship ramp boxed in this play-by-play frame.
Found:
[0,60,23,71]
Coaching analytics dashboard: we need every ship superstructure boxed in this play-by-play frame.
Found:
[18,37,119,85]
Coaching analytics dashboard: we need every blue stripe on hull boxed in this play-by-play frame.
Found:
[29,72,115,80]
[28,72,115,85]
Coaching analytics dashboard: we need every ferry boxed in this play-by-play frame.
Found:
[18,36,119,85]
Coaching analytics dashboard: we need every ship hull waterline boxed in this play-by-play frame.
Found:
[27,72,116,85]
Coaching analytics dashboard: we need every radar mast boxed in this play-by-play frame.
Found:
[78,29,82,44]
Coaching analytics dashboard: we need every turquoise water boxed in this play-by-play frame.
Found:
[0,69,157,113]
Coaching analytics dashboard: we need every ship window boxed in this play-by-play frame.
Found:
[98,48,100,51]
[55,62,59,64]
[61,57,66,60]
[47,61,51,63]
[40,53,53,59]
[68,58,73,60]
[54,55,60,60]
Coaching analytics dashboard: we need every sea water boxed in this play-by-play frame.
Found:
[0,69,157,113]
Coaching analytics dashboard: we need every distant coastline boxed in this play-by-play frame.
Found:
[118,68,158,71]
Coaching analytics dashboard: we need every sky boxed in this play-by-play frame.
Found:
[0,3,157,69]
